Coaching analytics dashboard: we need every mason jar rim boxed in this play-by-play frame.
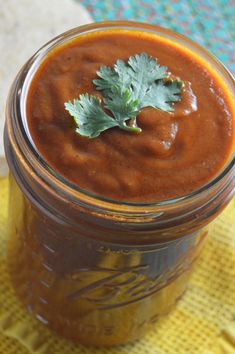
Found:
[8,20,235,214]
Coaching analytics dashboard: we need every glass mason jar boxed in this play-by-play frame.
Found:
[4,21,235,347]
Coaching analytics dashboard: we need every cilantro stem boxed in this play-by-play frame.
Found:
[119,122,142,133]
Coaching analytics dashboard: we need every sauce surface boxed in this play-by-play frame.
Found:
[26,29,235,202]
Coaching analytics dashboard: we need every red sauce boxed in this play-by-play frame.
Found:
[26,29,235,202]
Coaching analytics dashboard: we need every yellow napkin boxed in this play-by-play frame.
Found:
[0,176,235,354]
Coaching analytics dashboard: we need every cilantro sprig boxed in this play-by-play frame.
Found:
[65,53,183,138]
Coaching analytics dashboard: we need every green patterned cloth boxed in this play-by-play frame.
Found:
[81,0,235,75]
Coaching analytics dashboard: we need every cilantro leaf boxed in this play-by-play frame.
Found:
[65,53,183,138]
[127,53,168,105]
[141,80,182,112]
[65,94,117,138]
[104,86,140,132]
[93,66,119,95]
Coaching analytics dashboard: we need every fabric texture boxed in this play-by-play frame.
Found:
[0,177,235,353]
[81,0,235,75]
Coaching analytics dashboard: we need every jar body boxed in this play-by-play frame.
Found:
[4,22,235,347]
[7,174,209,346]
